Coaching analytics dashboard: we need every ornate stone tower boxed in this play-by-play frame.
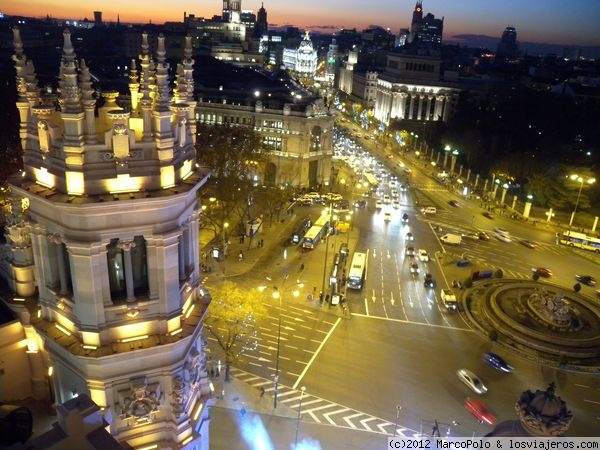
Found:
[6,27,212,448]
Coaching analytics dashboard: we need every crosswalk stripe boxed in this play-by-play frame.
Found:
[343,412,364,429]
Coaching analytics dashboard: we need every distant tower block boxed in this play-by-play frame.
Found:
[93,11,102,26]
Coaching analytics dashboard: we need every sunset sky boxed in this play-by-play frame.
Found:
[3,0,600,46]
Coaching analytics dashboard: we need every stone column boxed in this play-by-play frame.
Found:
[442,95,451,122]
[178,232,186,281]
[190,210,201,281]
[49,234,69,295]
[426,96,433,121]
[183,223,193,275]
[434,95,444,120]
[417,95,423,120]
[118,240,136,302]
[408,95,415,120]
[399,93,408,119]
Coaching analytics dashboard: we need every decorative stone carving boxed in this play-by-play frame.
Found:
[118,240,136,252]
[170,375,187,418]
[183,347,204,392]
[515,383,573,436]
[118,377,162,424]
[102,152,114,161]
[113,123,128,136]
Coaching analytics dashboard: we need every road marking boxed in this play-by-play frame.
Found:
[360,416,377,432]
[378,422,395,434]
[324,407,351,425]
[372,288,377,303]
[305,404,337,423]
[293,317,342,389]
[575,384,590,388]
[390,291,395,306]
[350,313,475,330]
[343,412,364,429]
[364,297,369,315]
[287,398,322,409]
[584,399,600,405]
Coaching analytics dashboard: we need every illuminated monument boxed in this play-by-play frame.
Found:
[3,27,212,448]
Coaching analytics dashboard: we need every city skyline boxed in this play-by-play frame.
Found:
[3,0,600,47]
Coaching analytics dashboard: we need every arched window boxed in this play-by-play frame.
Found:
[310,126,322,152]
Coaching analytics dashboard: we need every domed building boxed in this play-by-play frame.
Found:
[282,31,318,86]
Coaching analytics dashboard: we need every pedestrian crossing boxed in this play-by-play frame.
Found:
[230,367,418,437]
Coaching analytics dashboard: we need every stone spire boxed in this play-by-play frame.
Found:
[153,34,171,112]
[79,59,97,143]
[12,27,28,102]
[128,59,140,113]
[138,32,154,141]
[58,29,82,113]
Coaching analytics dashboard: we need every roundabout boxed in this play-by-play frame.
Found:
[463,279,600,369]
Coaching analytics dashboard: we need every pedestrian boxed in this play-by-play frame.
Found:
[238,250,244,261]
[260,386,265,398]
[260,238,264,248]
[300,263,305,271]
[319,291,324,304]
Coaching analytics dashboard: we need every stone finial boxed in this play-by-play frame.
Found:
[141,32,149,57]
[62,29,75,58]
[184,35,193,61]
[156,34,166,64]
[12,26,23,56]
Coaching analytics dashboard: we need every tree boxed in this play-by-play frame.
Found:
[196,124,268,242]
[204,281,267,381]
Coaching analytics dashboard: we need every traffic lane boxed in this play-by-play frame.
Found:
[299,316,484,434]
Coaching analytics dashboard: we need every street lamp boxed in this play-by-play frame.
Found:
[294,386,306,445]
[568,174,596,228]
[271,288,282,408]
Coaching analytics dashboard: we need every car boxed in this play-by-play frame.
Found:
[519,239,537,249]
[532,267,553,278]
[383,194,391,204]
[384,211,392,222]
[406,232,414,241]
[421,206,437,214]
[456,369,487,394]
[304,192,321,199]
[392,200,400,209]
[464,398,496,425]
[418,249,430,262]
[410,263,419,274]
[494,227,510,236]
[575,275,597,286]
[402,213,409,223]
[483,352,513,373]
[494,232,512,243]
[424,273,435,288]
[462,233,479,241]
[448,200,461,207]
[399,184,407,192]
[482,212,495,219]
[354,199,366,208]
[478,231,491,241]
[375,200,383,209]
[403,168,412,175]
[406,246,415,257]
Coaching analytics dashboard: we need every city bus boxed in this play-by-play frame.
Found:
[559,230,600,252]
[364,172,379,191]
[301,212,331,249]
[290,217,312,244]
[347,251,367,290]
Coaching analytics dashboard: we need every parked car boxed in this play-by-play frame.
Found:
[464,398,496,425]
[418,249,430,262]
[483,352,513,373]
[457,369,487,394]
[576,275,597,286]
[533,267,553,278]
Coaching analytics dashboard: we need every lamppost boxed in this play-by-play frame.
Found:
[294,386,306,446]
[272,289,281,408]
[568,174,596,228]
[394,405,402,436]
[320,204,334,304]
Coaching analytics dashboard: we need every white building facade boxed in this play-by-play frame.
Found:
[2,28,212,449]
[282,31,318,78]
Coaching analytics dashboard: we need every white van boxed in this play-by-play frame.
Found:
[440,233,462,245]
[421,206,437,214]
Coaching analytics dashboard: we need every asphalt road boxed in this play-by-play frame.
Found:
[205,125,600,440]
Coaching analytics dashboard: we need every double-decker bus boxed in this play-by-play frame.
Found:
[347,251,367,290]
[301,212,330,249]
[559,230,600,252]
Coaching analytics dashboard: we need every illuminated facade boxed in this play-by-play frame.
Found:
[282,31,318,82]
[2,27,212,449]
[196,97,334,187]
